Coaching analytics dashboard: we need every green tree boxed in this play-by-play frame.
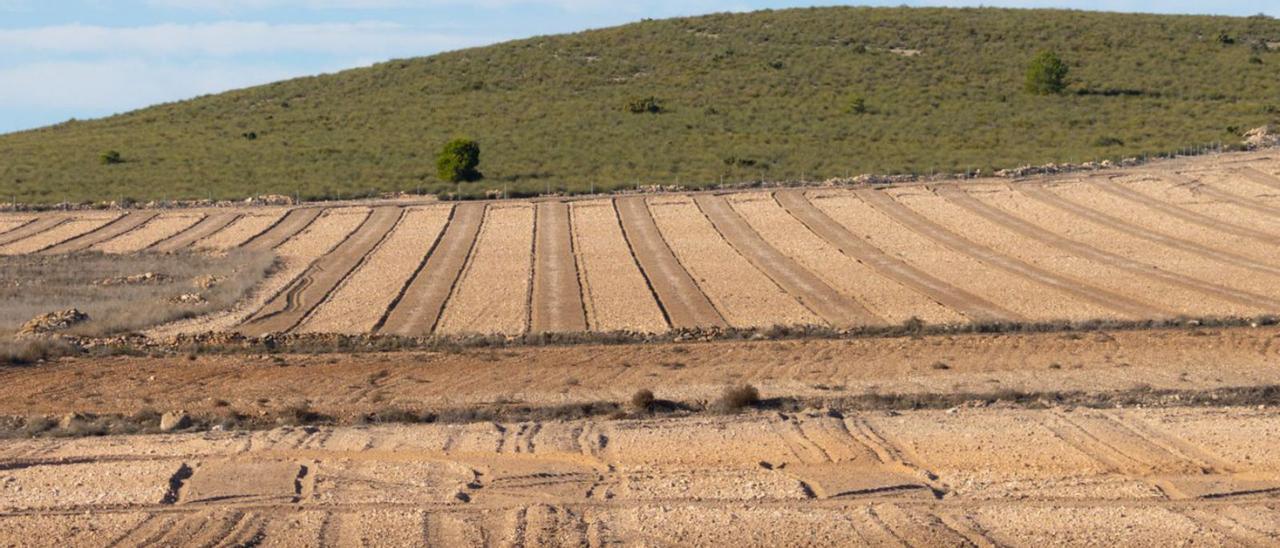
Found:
[1025,50,1069,95]
[435,138,482,182]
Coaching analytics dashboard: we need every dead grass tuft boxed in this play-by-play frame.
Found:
[712,383,760,413]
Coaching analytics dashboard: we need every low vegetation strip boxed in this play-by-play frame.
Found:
[569,201,667,333]
[530,202,588,334]
[240,207,400,335]
[615,197,725,329]
[952,185,1280,312]
[695,194,881,328]
[378,203,482,336]
[93,214,204,255]
[866,188,1169,319]
[240,208,325,251]
[0,216,120,256]
[436,205,536,335]
[1020,184,1280,278]
[774,191,1010,323]
[41,212,158,255]
[150,212,240,253]
[1091,180,1280,246]
[650,196,819,328]
[731,193,961,325]
[298,206,451,334]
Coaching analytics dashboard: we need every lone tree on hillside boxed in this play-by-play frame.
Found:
[1025,50,1069,95]
[436,138,483,182]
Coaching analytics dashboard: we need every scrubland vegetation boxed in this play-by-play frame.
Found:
[0,7,1278,203]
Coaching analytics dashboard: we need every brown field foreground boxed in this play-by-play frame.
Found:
[0,325,1279,546]
[4,151,1280,545]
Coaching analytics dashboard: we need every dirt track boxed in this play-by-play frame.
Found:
[530,202,588,334]
[379,203,481,336]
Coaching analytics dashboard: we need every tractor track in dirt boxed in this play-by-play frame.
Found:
[378,202,484,336]
[1089,179,1280,246]
[239,207,402,335]
[39,211,158,254]
[695,193,883,328]
[614,196,726,329]
[148,213,241,253]
[530,202,588,334]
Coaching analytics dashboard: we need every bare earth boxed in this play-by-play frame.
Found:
[3,151,1280,545]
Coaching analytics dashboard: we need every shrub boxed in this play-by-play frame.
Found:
[436,138,483,183]
[1093,136,1125,147]
[99,150,123,165]
[630,388,656,410]
[625,96,663,114]
[848,96,869,114]
[712,383,760,413]
[0,336,77,366]
[1025,50,1069,95]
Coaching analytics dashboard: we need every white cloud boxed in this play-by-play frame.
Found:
[0,58,311,111]
[0,21,496,57]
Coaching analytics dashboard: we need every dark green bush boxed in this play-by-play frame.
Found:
[1025,50,1069,95]
[436,138,483,183]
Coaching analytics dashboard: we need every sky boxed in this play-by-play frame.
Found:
[1,0,1275,134]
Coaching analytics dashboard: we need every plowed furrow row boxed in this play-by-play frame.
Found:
[379,203,484,336]
[435,205,535,336]
[240,207,401,335]
[1238,166,1280,192]
[615,196,725,329]
[531,202,588,333]
[1020,184,1280,278]
[867,188,1168,319]
[696,194,882,327]
[240,208,324,251]
[0,218,35,238]
[570,201,668,332]
[150,212,241,253]
[42,211,158,254]
[941,186,1280,313]
[0,216,68,248]
[775,190,1014,323]
[1091,180,1280,246]
[93,214,204,254]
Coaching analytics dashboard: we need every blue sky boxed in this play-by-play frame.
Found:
[1,0,1275,134]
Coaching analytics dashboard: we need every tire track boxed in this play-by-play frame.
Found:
[939,186,1280,313]
[1090,180,1280,246]
[696,194,883,328]
[378,202,484,336]
[614,196,726,329]
[869,188,1171,319]
[240,207,401,335]
[0,216,67,247]
[40,211,157,254]
[775,190,1016,323]
[149,212,241,253]
[1019,184,1280,278]
[1172,171,1280,217]
[531,201,588,333]
[240,207,324,251]
[1238,166,1280,192]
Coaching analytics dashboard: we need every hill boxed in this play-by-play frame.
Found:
[2,6,1279,204]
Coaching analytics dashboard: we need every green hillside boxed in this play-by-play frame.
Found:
[2,7,1279,204]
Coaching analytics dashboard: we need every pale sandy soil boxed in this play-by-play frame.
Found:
[728,192,962,325]
[298,206,451,334]
[809,191,1109,321]
[896,184,1236,317]
[0,215,118,255]
[145,208,368,338]
[91,213,204,254]
[435,205,534,335]
[195,210,288,250]
[976,187,1280,308]
[648,195,818,328]
[570,200,668,333]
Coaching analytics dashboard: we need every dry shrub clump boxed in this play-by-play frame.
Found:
[712,383,761,413]
[630,389,656,411]
[0,336,78,366]
[0,249,275,336]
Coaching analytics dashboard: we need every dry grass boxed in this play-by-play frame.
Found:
[0,336,78,366]
[0,250,275,336]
